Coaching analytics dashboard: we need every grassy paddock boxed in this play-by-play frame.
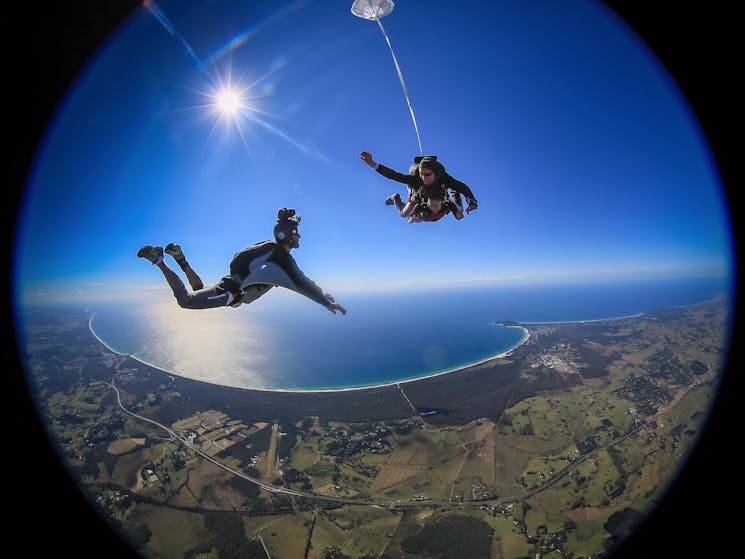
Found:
[308,515,348,558]
[260,512,312,559]
[127,503,210,557]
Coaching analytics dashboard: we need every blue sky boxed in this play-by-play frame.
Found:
[13,0,734,302]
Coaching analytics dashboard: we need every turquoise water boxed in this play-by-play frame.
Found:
[79,276,732,391]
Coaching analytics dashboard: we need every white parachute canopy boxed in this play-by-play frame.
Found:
[351,0,394,21]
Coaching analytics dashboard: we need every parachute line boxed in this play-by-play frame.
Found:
[375,18,424,156]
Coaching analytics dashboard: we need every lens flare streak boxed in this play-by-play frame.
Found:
[143,0,205,72]
[144,0,326,160]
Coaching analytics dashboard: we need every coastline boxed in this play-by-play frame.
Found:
[86,291,728,394]
[518,312,643,325]
[88,312,530,393]
[516,292,727,325]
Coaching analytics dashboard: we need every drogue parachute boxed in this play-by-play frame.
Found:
[351,0,423,155]
[350,0,394,21]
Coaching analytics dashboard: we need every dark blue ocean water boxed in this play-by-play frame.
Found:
[73,277,731,390]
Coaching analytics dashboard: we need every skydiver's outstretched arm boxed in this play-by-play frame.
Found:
[326,300,348,315]
[360,151,377,168]
[443,173,478,214]
[361,151,419,218]
[447,192,465,220]
[259,249,347,315]
[360,151,416,185]
[322,293,346,315]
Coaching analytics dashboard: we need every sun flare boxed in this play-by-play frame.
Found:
[215,88,243,116]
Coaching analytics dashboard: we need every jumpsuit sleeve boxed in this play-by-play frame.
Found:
[376,164,420,187]
[275,251,331,307]
[442,172,477,203]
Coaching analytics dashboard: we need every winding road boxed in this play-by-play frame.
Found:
[102,369,677,510]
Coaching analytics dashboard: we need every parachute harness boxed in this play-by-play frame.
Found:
[351,0,424,156]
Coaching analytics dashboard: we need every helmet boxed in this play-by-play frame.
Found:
[273,207,301,247]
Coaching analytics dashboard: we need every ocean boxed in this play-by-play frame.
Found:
[77,276,732,391]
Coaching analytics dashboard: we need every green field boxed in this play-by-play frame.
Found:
[22,296,729,558]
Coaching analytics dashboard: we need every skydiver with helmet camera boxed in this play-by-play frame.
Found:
[137,208,347,315]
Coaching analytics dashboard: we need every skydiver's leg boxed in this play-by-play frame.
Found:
[165,243,204,290]
[403,187,422,218]
[181,262,205,291]
[155,260,190,303]
[399,196,418,217]
[406,203,429,222]
[400,200,418,217]
[385,192,417,218]
[155,260,230,309]
[139,244,227,308]
[386,183,423,218]
[385,193,404,211]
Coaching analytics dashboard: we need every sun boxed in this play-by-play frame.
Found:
[215,87,243,117]
[192,69,308,155]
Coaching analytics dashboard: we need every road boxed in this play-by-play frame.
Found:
[102,369,689,510]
